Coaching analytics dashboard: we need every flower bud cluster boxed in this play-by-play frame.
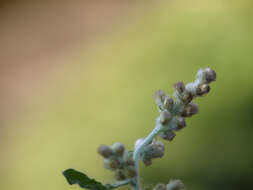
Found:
[153,67,216,141]
[135,139,165,166]
[153,180,184,190]
[182,67,216,98]
[98,143,136,181]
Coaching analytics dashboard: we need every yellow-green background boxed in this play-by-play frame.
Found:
[1,0,253,190]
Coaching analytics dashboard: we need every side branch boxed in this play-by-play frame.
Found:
[132,122,163,190]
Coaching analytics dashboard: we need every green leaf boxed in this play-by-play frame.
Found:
[63,169,110,190]
[63,168,131,190]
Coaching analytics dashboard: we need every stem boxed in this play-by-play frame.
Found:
[131,100,184,190]
[112,180,131,189]
[132,121,163,190]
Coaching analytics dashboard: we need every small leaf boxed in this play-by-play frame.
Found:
[63,169,111,190]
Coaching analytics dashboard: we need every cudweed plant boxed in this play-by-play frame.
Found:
[63,68,216,190]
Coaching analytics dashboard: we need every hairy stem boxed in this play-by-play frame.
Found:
[111,180,132,189]
[132,122,163,190]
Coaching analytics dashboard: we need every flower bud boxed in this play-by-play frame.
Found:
[153,90,166,107]
[160,131,176,141]
[142,157,152,166]
[164,96,174,110]
[156,141,165,152]
[203,67,216,83]
[104,158,121,170]
[153,184,167,190]
[196,84,210,96]
[114,170,126,181]
[112,142,125,157]
[152,148,164,158]
[125,158,135,166]
[98,145,113,158]
[166,132,176,141]
[181,103,199,117]
[174,82,185,93]
[181,92,193,104]
[160,111,172,124]
[175,117,186,131]
[147,143,164,158]
[124,166,137,178]
[167,179,184,190]
[185,82,196,95]
[124,152,135,166]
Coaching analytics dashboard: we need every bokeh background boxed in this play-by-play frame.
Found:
[1,0,253,190]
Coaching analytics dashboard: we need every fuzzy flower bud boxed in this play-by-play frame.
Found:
[98,145,113,158]
[164,96,174,111]
[203,67,216,83]
[196,84,210,96]
[159,131,176,141]
[174,82,185,93]
[153,90,166,108]
[197,67,216,84]
[156,141,165,152]
[175,117,186,131]
[124,166,137,178]
[124,152,135,166]
[112,142,125,157]
[114,170,126,181]
[185,82,197,96]
[181,103,199,117]
[153,184,167,190]
[141,141,165,166]
[142,157,152,166]
[148,143,164,158]
[104,158,121,170]
[160,111,172,124]
[181,91,193,104]
[167,179,184,190]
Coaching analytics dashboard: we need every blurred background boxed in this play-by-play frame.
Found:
[1,0,253,190]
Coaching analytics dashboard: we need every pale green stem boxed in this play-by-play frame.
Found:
[131,101,184,190]
[111,180,132,189]
[132,122,163,190]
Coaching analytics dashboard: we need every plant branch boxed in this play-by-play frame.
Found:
[110,180,132,189]
[132,121,163,190]
[63,67,216,190]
